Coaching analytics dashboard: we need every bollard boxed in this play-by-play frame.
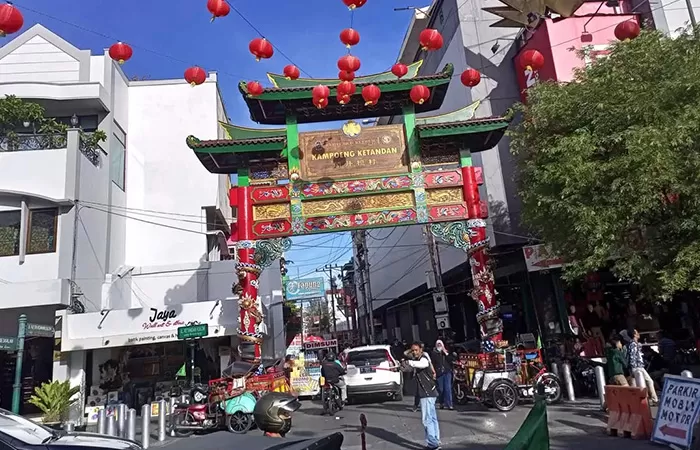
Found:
[594,365,607,410]
[141,404,150,449]
[561,362,576,402]
[551,362,560,379]
[63,422,75,432]
[117,404,127,438]
[157,400,167,442]
[633,369,647,390]
[97,409,107,434]
[682,370,693,378]
[359,413,367,450]
[127,408,137,441]
[169,397,177,437]
[106,414,117,436]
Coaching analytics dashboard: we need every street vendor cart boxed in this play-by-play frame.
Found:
[288,337,339,397]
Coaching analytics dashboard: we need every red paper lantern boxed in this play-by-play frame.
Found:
[0,3,23,37]
[361,84,381,106]
[342,0,367,10]
[247,81,264,97]
[409,85,430,105]
[337,93,352,105]
[184,66,207,86]
[337,81,357,97]
[109,42,133,65]
[338,55,361,73]
[460,69,481,87]
[312,84,331,100]
[419,29,443,51]
[519,49,545,71]
[391,63,409,79]
[249,37,274,61]
[283,65,300,80]
[614,20,640,41]
[340,28,360,49]
[313,96,328,109]
[339,70,355,82]
[206,0,230,21]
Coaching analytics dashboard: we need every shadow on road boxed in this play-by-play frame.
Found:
[345,425,424,450]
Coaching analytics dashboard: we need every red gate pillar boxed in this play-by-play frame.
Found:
[230,177,263,362]
[461,156,503,345]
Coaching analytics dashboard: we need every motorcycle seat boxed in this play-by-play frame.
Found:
[175,403,190,409]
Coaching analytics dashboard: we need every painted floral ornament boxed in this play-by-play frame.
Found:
[289,168,301,181]
[239,294,255,310]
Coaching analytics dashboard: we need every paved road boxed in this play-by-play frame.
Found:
[157,397,658,450]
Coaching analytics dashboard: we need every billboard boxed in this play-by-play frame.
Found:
[284,277,326,301]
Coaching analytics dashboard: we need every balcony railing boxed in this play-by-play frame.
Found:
[79,132,101,166]
[0,133,67,152]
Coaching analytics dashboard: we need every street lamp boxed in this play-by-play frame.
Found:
[70,114,79,127]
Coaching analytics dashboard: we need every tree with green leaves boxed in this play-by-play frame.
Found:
[510,27,700,295]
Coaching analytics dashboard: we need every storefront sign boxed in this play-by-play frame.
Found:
[523,244,565,272]
[285,278,326,301]
[0,336,16,351]
[142,307,185,330]
[298,123,408,181]
[652,375,700,448]
[27,323,54,338]
[303,339,338,350]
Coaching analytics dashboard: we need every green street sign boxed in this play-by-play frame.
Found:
[0,336,16,351]
[177,324,209,340]
[27,323,54,338]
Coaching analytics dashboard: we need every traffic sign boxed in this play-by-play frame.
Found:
[0,336,16,351]
[27,323,54,338]
[177,324,209,340]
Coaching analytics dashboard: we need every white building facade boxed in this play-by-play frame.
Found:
[0,25,281,416]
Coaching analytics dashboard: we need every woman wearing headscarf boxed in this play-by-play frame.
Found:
[432,339,455,409]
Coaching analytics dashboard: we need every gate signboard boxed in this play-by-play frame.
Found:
[186,59,511,360]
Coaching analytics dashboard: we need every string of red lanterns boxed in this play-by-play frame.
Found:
[342,0,367,10]
[410,85,430,105]
[461,68,481,88]
[340,28,360,49]
[247,81,264,97]
[419,29,443,51]
[108,42,133,65]
[0,3,23,37]
[249,37,274,62]
[391,63,408,79]
[614,20,640,41]
[283,65,301,80]
[519,49,545,71]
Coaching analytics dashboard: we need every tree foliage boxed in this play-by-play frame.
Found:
[510,28,700,295]
[0,95,66,136]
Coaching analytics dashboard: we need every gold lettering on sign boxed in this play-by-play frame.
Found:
[253,204,291,221]
[426,188,464,205]
[302,192,415,217]
[298,124,408,181]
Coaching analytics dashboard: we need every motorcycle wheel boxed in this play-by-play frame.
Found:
[227,412,253,434]
[538,375,563,404]
[324,392,339,416]
[171,411,195,437]
[454,384,467,405]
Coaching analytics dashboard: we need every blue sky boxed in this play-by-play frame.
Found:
[8,0,417,286]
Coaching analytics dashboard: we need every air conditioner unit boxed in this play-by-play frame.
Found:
[435,313,450,330]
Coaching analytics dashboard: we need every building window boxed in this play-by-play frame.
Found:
[0,208,58,257]
[110,133,126,191]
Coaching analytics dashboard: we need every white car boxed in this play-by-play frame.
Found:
[343,345,403,402]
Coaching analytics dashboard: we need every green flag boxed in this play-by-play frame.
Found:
[503,396,550,450]
[536,335,542,350]
[176,364,186,378]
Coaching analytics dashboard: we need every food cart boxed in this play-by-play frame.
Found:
[288,336,338,397]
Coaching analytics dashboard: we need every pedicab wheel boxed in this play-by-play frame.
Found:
[454,384,467,404]
[489,380,518,412]
[171,411,195,437]
[538,374,563,404]
[227,411,253,434]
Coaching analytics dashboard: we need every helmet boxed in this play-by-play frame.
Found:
[326,352,336,361]
[253,392,301,436]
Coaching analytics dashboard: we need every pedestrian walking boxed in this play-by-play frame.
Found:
[627,328,659,405]
[432,340,455,409]
[404,341,441,450]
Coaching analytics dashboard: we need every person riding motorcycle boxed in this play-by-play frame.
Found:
[321,352,347,404]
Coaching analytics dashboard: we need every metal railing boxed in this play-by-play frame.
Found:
[0,133,67,152]
[78,132,101,166]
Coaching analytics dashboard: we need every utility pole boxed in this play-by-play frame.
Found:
[354,230,375,345]
[425,225,449,338]
[424,225,444,292]
[317,264,341,336]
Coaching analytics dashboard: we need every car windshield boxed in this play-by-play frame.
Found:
[347,349,389,366]
[0,408,53,445]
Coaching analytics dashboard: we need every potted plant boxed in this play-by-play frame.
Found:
[28,380,80,430]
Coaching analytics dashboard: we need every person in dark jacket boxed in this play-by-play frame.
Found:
[321,352,347,403]
[404,341,441,450]
[605,336,629,385]
[405,342,436,412]
[432,339,455,409]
